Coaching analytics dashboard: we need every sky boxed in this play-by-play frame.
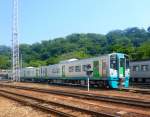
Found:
[0,0,150,46]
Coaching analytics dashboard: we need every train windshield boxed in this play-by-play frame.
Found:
[110,55,117,70]
[120,58,125,68]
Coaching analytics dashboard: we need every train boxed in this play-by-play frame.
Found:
[15,53,130,89]
[0,69,9,80]
[130,60,150,83]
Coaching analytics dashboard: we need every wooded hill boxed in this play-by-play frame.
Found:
[0,27,150,69]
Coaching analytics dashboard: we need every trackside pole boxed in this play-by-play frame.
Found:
[87,76,89,91]
[86,64,93,92]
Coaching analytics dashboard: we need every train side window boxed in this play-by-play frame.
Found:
[82,64,91,71]
[133,66,139,71]
[75,66,81,72]
[52,68,60,73]
[52,69,55,73]
[69,66,74,72]
[82,65,87,71]
[141,65,149,71]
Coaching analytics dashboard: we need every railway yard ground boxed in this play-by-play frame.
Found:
[0,96,51,117]
[0,81,149,117]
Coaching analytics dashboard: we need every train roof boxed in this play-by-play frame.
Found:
[48,53,127,65]
[59,58,79,63]
[130,59,150,62]
[58,55,108,64]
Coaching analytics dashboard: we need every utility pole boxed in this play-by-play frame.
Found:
[12,0,20,82]
[20,54,22,70]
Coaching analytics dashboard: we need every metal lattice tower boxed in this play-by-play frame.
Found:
[12,0,20,82]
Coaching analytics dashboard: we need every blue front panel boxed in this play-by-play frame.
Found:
[108,77,130,88]
[124,77,129,88]
[108,76,118,88]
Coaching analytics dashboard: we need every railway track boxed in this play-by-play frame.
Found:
[0,89,115,117]
[0,83,150,108]
[120,88,150,94]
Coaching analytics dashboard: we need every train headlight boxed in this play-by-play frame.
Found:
[110,69,117,76]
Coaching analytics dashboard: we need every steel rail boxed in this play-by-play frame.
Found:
[0,90,74,117]
[119,88,150,94]
[0,84,150,108]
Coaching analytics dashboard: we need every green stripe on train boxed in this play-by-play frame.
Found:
[119,67,124,75]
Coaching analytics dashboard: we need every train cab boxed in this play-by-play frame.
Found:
[109,53,130,88]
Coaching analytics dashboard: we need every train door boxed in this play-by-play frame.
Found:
[117,54,126,87]
[45,67,48,78]
[102,59,107,78]
[93,61,100,78]
[62,65,65,77]
[118,58,125,78]
[24,70,26,77]
[36,69,38,78]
